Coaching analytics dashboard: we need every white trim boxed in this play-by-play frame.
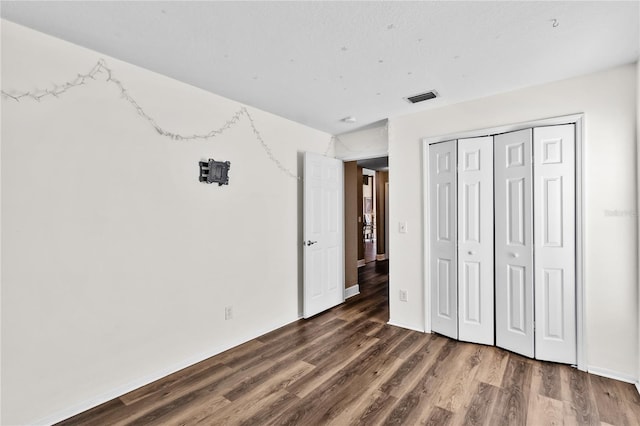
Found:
[636,382,640,396]
[422,113,584,146]
[387,320,426,333]
[357,259,366,267]
[422,140,431,333]
[31,316,301,426]
[587,365,637,384]
[422,113,585,367]
[376,253,387,261]
[574,117,587,372]
[345,284,360,299]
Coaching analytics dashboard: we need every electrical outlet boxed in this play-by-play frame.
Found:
[225,306,233,320]
[399,289,408,302]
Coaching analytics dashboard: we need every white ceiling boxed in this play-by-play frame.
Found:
[2,1,638,135]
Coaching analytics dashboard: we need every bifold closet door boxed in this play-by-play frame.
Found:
[494,129,535,358]
[533,125,576,364]
[429,140,458,339]
[457,136,494,345]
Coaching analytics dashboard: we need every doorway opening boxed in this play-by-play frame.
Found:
[362,168,377,264]
[344,156,389,321]
[357,157,389,266]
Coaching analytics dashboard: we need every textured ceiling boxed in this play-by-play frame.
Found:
[2,1,638,135]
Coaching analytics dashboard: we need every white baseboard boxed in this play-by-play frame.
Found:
[32,316,301,426]
[587,365,637,384]
[636,382,640,396]
[357,259,366,267]
[387,320,426,333]
[376,254,387,261]
[345,284,360,299]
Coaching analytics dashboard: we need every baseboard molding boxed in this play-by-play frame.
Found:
[345,284,360,299]
[357,259,366,267]
[387,320,425,333]
[32,316,301,426]
[587,365,637,384]
[376,254,387,261]
[636,382,640,396]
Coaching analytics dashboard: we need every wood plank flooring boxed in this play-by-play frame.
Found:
[58,261,640,425]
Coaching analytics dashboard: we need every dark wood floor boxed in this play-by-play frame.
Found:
[59,261,640,425]
[364,239,377,263]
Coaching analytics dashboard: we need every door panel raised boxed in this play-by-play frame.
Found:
[462,261,481,323]
[430,141,458,339]
[507,178,526,246]
[507,264,526,334]
[534,125,576,364]
[495,129,534,358]
[457,136,494,345]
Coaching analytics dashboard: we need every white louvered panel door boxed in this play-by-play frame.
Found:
[429,140,458,340]
[457,136,494,345]
[494,129,535,358]
[533,125,576,364]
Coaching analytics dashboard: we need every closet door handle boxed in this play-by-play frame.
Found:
[467,250,475,255]
[509,252,520,258]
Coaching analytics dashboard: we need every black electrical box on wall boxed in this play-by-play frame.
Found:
[199,159,231,186]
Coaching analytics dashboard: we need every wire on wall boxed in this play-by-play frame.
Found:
[2,58,336,180]
[330,120,389,155]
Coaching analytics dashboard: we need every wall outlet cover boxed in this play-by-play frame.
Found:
[399,221,408,233]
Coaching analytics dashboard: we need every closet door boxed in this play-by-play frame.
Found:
[495,129,534,358]
[429,140,458,339]
[533,125,576,364]
[457,136,494,345]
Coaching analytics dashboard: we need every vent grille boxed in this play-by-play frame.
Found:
[406,90,438,104]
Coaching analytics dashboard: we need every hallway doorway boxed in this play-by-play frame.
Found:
[343,156,389,312]
[362,168,377,264]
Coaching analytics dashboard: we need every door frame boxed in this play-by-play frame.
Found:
[422,113,585,371]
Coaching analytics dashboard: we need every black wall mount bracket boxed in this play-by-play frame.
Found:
[199,159,231,186]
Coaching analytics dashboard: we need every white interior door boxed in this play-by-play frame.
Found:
[533,125,576,364]
[303,152,344,318]
[495,129,535,358]
[429,141,458,339]
[457,136,494,345]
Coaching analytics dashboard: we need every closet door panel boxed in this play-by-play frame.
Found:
[457,136,494,345]
[534,124,576,364]
[495,129,534,358]
[429,141,458,339]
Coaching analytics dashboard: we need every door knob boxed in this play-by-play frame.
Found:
[509,252,520,258]
[305,240,318,246]
[468,250,475,255]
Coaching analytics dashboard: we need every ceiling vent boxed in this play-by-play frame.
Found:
[405,90,438,104]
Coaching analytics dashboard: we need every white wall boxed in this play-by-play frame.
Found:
[1,21,331,425]
[334,122,388,161]
[389,63,638,381]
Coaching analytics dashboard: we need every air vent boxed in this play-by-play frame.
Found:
[405,90,438,104]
